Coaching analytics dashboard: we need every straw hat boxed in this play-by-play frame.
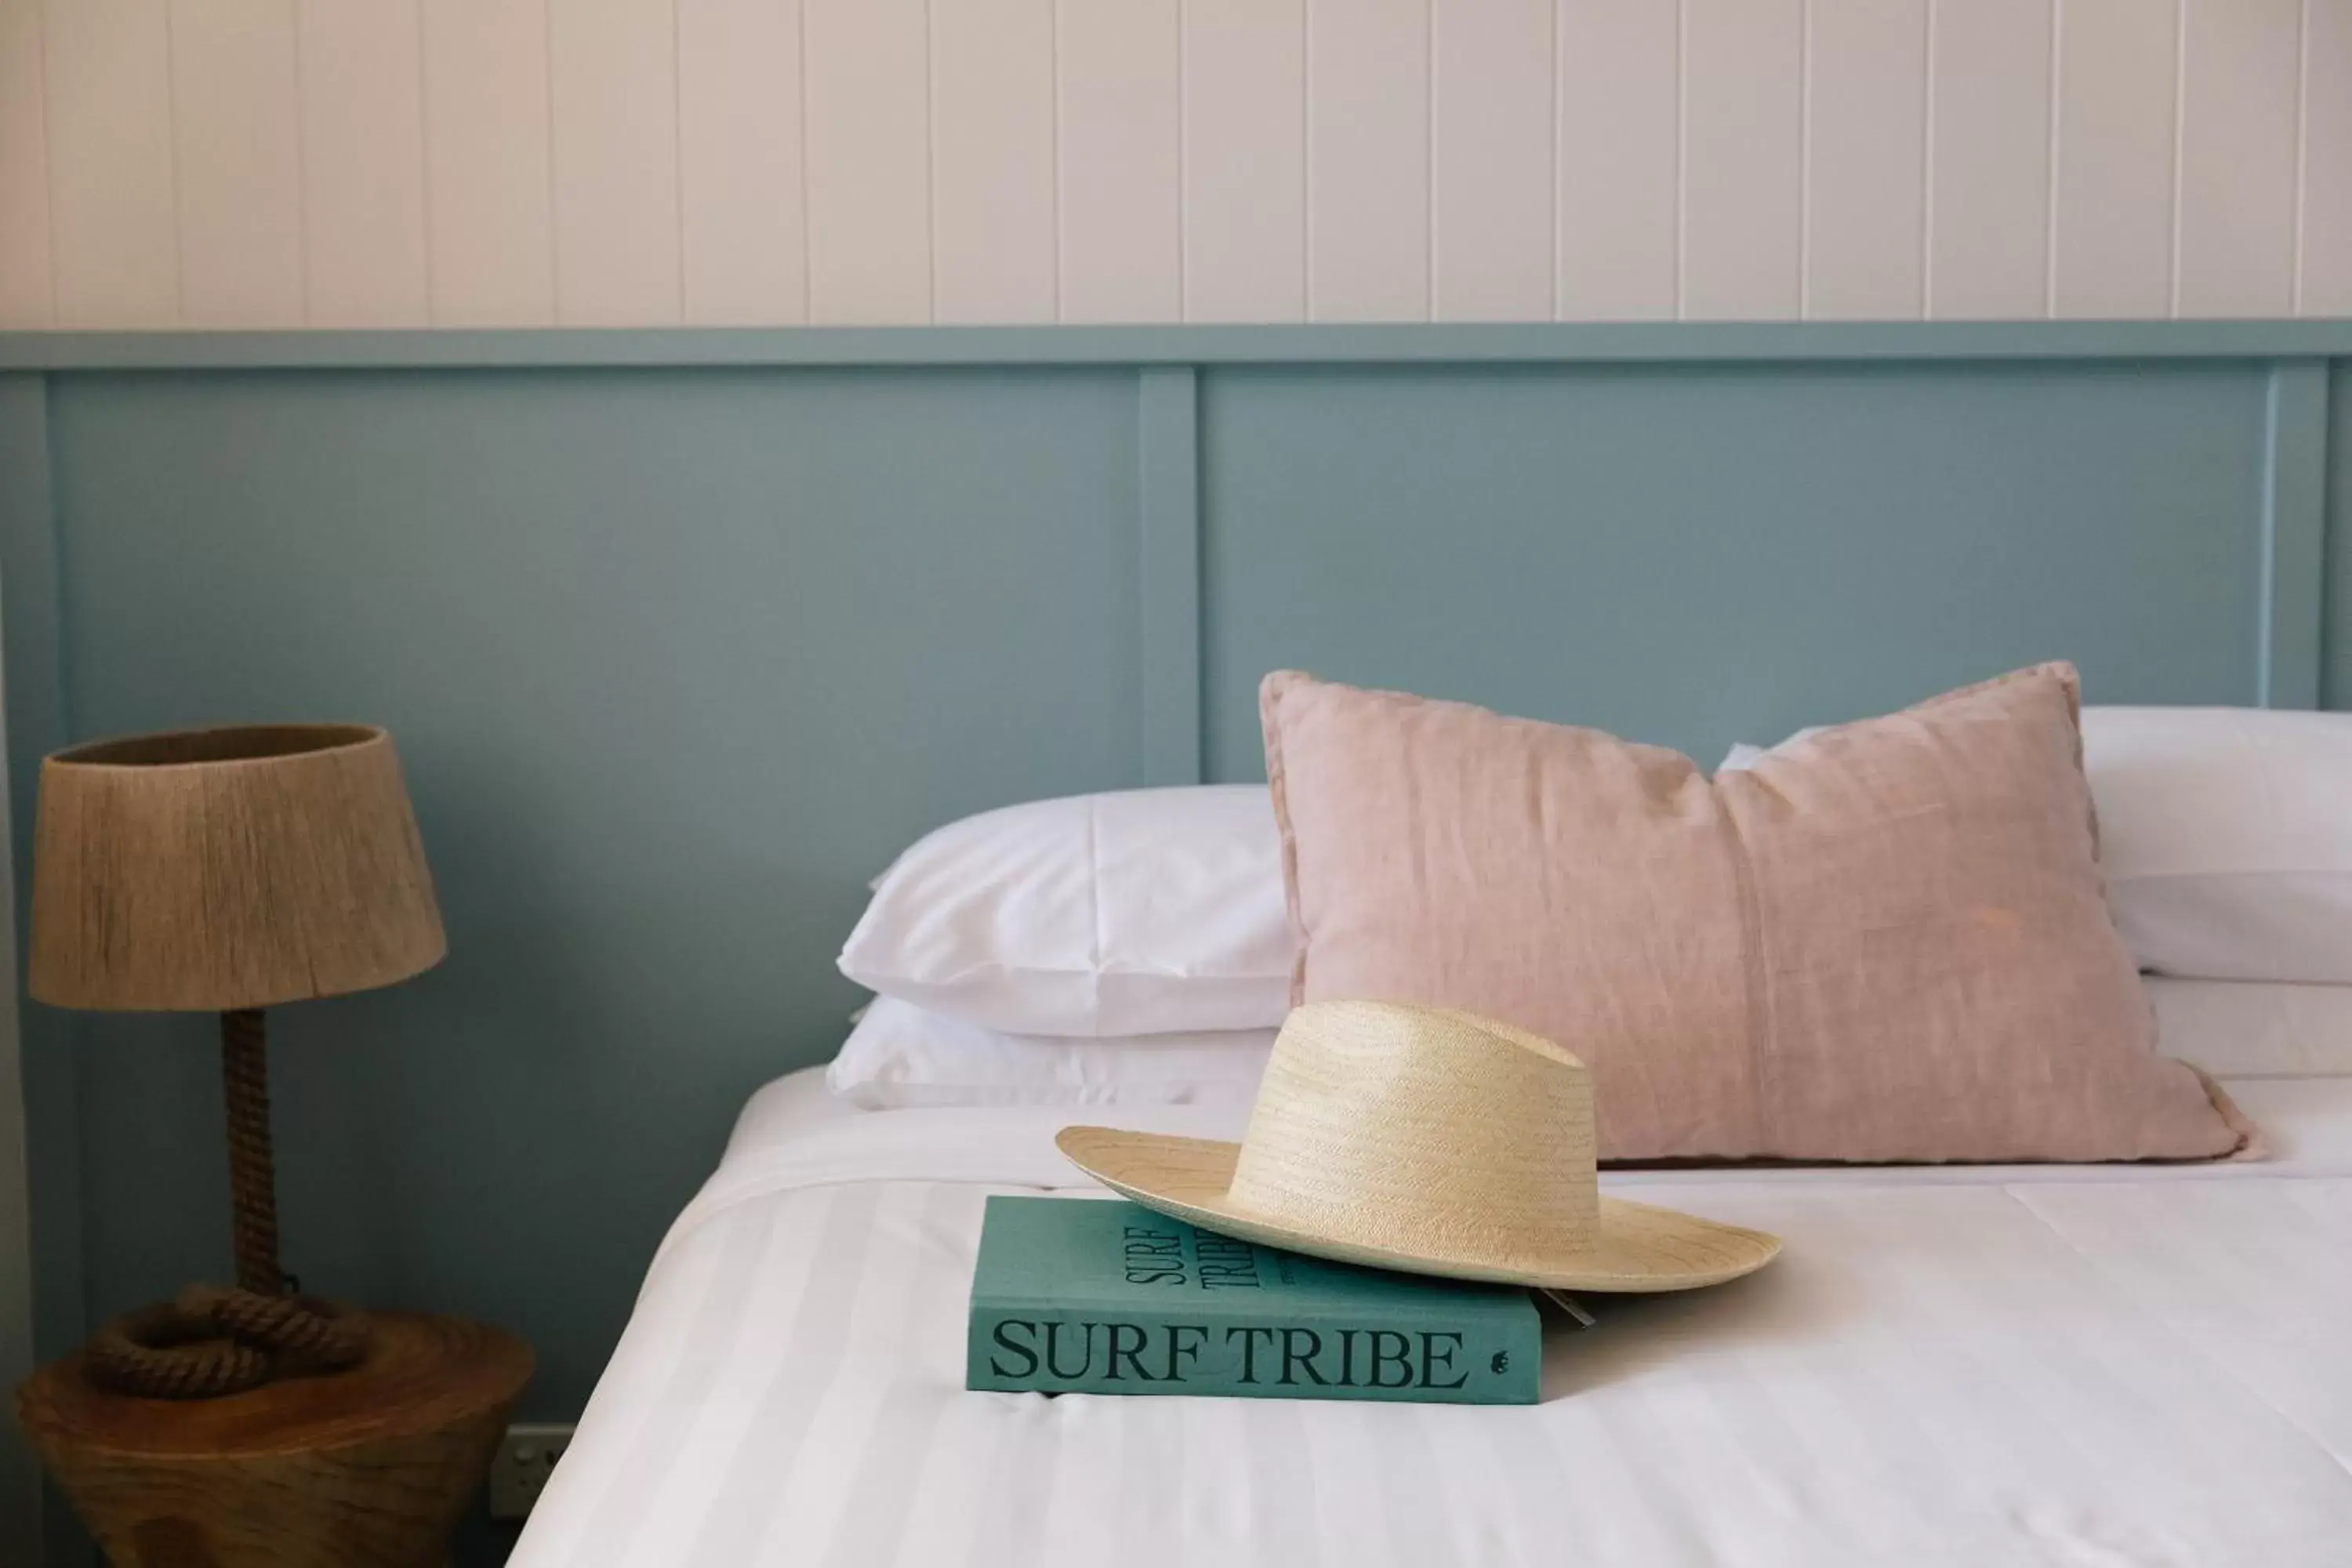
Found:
[1057,1000,1781,1291]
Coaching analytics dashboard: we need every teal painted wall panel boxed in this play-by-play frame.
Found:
[42,366,1144,1413]
[0,330,2343,1526]
[1200,361,2272,775]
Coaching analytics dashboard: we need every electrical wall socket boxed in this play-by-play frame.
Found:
[489,1421,575,1520]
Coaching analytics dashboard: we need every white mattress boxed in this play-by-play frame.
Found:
[516,1060,2352,1567]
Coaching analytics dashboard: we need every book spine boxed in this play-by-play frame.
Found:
[967,1301,1539,1405]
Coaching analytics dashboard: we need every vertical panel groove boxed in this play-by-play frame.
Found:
[39,0,57,325]
[2259,359,2328,708]
[416,0,437,320]
[1423,0,1435,318]
[1050,0,1062,319]
[799,0,812,324]
[671,0,687,320]
[163,0,188,320]
[1921,0,1938,310]
[1798,0,1813,319]
[2043,0,2061,314]
[1549,0,1562,321]
[1420,0,1436,307]
[1298,0,1308,315]
[1675,0,1689,318]
[2169,0,2187,317]
[1180,0,1193,323]
[925,0,938,321]
[540,0,559,314]
[1138,365,1201,784]
[289,0,312,323]
[1304,0,1316,322]
[2292,0,2311,313]
[2175,0,2301,318]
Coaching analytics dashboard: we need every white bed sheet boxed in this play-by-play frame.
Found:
[517,1065,2352,1568]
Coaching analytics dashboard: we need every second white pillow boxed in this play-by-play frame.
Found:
[837,785,1294,1036]
[826,995,1276,1109]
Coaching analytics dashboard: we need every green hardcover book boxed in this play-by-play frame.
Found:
[967,1195,1541,1404]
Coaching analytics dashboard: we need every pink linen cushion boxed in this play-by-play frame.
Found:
[1260,664,2252,1164]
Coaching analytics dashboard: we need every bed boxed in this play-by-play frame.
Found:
[511,982,2352,1568]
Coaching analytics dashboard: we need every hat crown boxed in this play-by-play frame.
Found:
[1226,1001,1599,1274]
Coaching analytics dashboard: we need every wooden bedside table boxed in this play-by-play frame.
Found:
[18,1312,532,1568]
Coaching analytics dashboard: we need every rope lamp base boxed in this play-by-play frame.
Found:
[220,1007,287,1298]
[75,1007,376,1399]
[84,1289,368,1401]
[83,1301,269,1401]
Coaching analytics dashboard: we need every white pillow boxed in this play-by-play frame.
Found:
[1726,706,2352,984]
[2145,978,2352,1078]
[837,785,1294,1036]
[2084,706,2352,983]
[825,996,1276,1109]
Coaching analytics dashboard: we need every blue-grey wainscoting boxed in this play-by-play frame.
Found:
[0,325,2344,1515]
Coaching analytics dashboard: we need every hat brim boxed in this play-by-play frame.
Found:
[1057,1127,1781,1293]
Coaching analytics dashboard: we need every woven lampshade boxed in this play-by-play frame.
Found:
[29,724,446,1012]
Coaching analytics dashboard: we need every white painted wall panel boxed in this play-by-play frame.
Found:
[170,0,306,326]
[0,0,52,326]
[804,0,930,323]
[678,0,806,325]
[2051,0,2177,318]
[421,0,554,325]
[550,0,683,325]
[1056,0,1180,323]
[1308,0,1432,321]
[1682,0,1803,320]
[1926,0,2053,319]
[1806,0,1926,320]
[13,0,2337,330]
[1556,0,1679,319]
[297,0,430,327]
[1432,0,1551,320]
[1183,0,1305,322]
[2307,0,2352,315]
[45,0,180,327]
[933,0,1057,323]
[2175,0,2299,317]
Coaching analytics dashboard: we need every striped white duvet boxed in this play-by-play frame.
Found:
[514,1073,2352,1568]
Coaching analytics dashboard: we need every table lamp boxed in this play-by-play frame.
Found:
[28,724,445,1397]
